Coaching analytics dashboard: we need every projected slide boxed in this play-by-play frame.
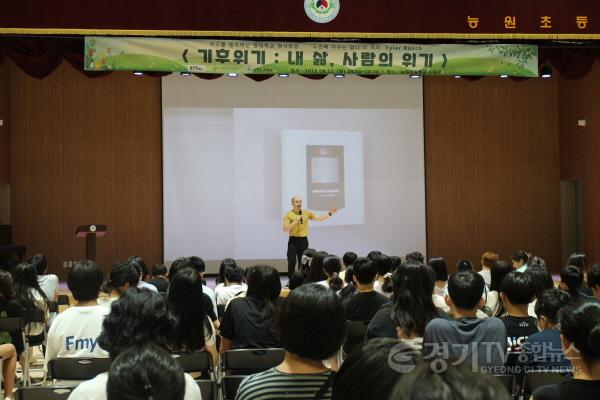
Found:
[162,74,426,269]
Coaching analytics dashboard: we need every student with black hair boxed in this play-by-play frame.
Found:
[287,271,305,290]
[428,257,448,298]
[147,264,169,293]
[589,263,600,300]
[236,284,346,400]
[220,265,282,351]
[405,251,424,264]
[107,343,186,400]
[525,264,555,317]
[215,264,247,306]
[372,254,393,298]
[337,265,356,303]
[305,251,328,284]
[215,257,238,287]
[332,339,418,400]
[11,262,49,343]
[517,289,571,378]
[339,251,357,282]
[188,255,218,319]
[68,288,201,400]
[28,253,58,301]
[422,270,507,370]
[317,255,344,292]
[456,259,474,271]
[559,265,590,299]
[391,361,512,400]
[128,255,158,293]
[499,271,538,353]
[533,298,600,399]
[565,255,594,296]
[368,263,441,350]
[45,260,109,363]
[298,249,317,278]
[104,260,139,303]
[512,250,529,272]
[485,260,513,317]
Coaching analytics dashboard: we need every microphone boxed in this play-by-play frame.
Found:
[299,209,303,224]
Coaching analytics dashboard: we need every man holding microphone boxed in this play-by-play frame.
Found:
[283,196,337,277]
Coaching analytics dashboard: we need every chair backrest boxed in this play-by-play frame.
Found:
[346,320,369,339]
[223,348,285,374]
[57,295,70,306]
[523,370,570,394]
[0,316,25,333]
[197,380,216,400]
[16,386,75,400]
[174,352,212,375]
[492,374,514,396]
[22,308,46,324]
[48,357,111,381]
[222,376,247,400]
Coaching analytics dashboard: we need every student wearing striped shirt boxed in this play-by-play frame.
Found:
[236,284,346,400]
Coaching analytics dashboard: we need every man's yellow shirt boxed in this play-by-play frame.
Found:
[284,209,316,237]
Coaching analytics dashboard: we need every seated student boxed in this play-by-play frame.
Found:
[236,284,346,400]
[344,258,390,321]
[68,288,201,400]
[28,254,58,301]
[525,264,555,318]
[102,260,139,304]
[305,251,328,284]
[317,255,344,292]
[12,262,49,345]
[512,250,529,272]
[391,361,512,400]
[405,251,424,264]
[189,255,218,317]
[456,259,474,271]
[422,270,507,370]
[147,264,169,293]
[372,254,393,298]
[287,271,306,291]
[167,267,217,367]
[128,256,158,293]
[567,253,592,296]
[214,264,247,306]
[337,265,356,303]
[368,263,441,350]
[479,251,498,289]
[499,271,538,353]
[589,263,600,300]
[338,251,357,283]
[107,343,186,400]
[533,298,600,400]
[485,260,513,317]
[220,266,282,351]
[215,257,238,289]
[332,338,418,400]
[559,265,590,299]
[45,260,109,363]
[518,289,571,378]
[428,257,449,298]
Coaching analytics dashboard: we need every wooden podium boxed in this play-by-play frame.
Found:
[75,225,107,261]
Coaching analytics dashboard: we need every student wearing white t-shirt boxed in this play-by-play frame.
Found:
[29,254,59,301]
[46,260,110,366]
[215,265,247,306]
[68,288,201,400]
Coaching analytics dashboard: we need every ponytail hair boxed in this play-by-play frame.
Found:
[559,298,600,362]
[323,255,343,292]
[373,254,393,294]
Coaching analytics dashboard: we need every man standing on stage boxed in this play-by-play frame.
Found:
[283,196,337,277]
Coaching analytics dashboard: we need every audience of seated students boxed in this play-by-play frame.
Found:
[168,257,218,325]
[11,262,49,345]
[428,257,448,299]
[147,264,169,293]
[423,270,507,370]
[456,259,474,271]
[305,251,328,284]
[589,263,600,300]
[391,361,512,400]
[107,343,186,400]
[28,254,58,302]
[478,251,498,289]
[517,288,571,379]
[559,265,590,299]
[533,298,600,400]
[167,267,218,366]
[338,251,357,283]
[372,253,393,298]
[368,263,441,350]
[236,284,346,400]
[317,255,344,292]
[567,252,594,296]
[485,260,513,317]
[0,271,20,400]
[128,256,158,293]
[68,288,201,400]
[499,271,539,354]
[215,257,238,288]
[220,266,282,351]
[525,263,555,318]
[332,339,417,400]
[189,255,218,317]
[45,260,109,363]
[103,260,139,303]
[512,249,529,272]
[214,264,247,306]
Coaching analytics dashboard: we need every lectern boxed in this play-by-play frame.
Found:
[75,225,107,261]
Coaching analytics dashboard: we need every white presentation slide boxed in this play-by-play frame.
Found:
[162,74,426,272]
